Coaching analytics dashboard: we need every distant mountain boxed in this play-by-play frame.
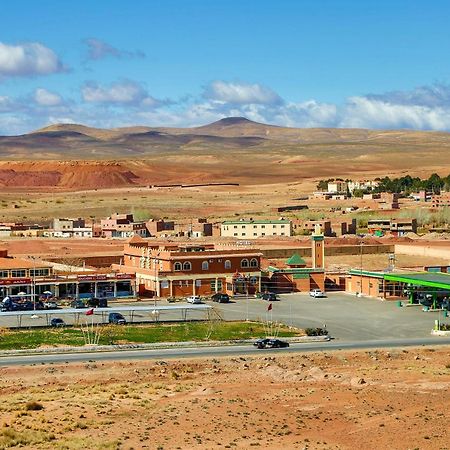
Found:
[1,117,450,190]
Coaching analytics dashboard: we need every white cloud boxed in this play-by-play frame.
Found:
[84,38,145,60]
[81,79,161,107]
[0,42,66,77]
[205,80,283,105]
[33,88,63,106]
[339,96,450,130]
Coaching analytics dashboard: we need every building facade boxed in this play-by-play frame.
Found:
[221,219,292,239]
[117,239,262,297]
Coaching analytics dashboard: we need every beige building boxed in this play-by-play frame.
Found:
[221,219,291,239]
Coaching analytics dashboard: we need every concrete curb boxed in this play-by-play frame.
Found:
[0,335,331,357]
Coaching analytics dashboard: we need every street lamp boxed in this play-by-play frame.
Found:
[358,241,363,297]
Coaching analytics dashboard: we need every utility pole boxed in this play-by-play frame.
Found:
[359,241,363,297]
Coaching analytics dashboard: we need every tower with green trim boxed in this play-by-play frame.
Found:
[311,224,325,269]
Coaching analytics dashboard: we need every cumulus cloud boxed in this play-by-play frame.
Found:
[33,88,63,106]
[84,38,145,60]
[366,83,450,108]
[204,80,283,105]
[81,79,161,107]
[7,79,450,135]
[0,42,66,77]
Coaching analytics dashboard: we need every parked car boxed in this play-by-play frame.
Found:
[44,301,58,309]
[309,289,326,298]
[261,292,279,301]
[186,295,202,304]
[253,338,290,349]
[50,318,65,327]
[71,300,86,309]
[211,293,230,303]
[108,312,126,325]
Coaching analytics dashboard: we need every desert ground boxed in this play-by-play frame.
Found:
[2,118,450,223]
[0,347,449,449]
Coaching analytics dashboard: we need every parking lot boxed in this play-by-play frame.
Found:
[0,292,447,342]
[216,292,448,341]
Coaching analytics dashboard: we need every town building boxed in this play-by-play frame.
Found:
[117,238,263,297]
[221,219,292,239]
[265,225,325,293]
[292,218,356,237]
[431,192,450,208]
[100,213,149,238]
[378,193,400,209]
[327,181,347,194]
[347,180,379,194]
[367,219,417,236]
[0,249,135,299]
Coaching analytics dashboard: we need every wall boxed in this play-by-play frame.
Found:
[395,244,450,260]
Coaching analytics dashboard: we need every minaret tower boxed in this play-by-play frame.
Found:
[311,223,325,269]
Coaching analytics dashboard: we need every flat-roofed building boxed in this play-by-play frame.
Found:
[221,219,292,239]
[117,238,262,297]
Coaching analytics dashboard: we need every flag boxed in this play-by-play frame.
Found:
[267,303,272,311]
[85,308,94,316]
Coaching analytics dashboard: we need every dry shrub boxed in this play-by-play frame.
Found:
[25,401,44,411]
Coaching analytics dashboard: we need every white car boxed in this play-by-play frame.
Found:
[309,289,326,298]
[186,295,202,304]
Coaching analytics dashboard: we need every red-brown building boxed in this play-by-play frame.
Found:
[117,238,262,297]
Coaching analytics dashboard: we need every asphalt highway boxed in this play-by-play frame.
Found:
[1,337,450,367]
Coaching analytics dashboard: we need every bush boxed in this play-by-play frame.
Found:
[25,401,43,411]
[305,327,328,337]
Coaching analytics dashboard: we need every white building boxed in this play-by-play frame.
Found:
[221,219,292,239]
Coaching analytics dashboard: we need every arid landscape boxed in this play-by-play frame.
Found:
[0,347,449,449]
[2,118,450,223]
[2,118,450,191]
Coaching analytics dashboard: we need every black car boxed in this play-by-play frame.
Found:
[261,292,279,301]
[50,318,65,328]
[108,312,126,325]
[211,293,230,303]
[253,338,290,349]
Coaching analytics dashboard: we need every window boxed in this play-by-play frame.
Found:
[0,270,8,278]
[11,270,26,278]
[253,233,257,236]
[281,224,285,228]
[250,258,258,268]
[242,233,246,236]
[241,259,249,268]
[217,279,222,290]
[30,268,49,277]
[174,262,182,271]
[249,276,258,284]
[253,225,257,228]
[202,261,209,270]
[233,225,237,229]
[281,233,285,236]
[233,233,238,236]
[224,260,231,269]
[241,225,246,228]
[273,225,276,228]
[261,225,265,228]
[183,261,192,271]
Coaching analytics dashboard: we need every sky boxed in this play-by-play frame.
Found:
[2,0,450,134]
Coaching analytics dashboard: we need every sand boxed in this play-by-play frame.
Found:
[0,347,449,449]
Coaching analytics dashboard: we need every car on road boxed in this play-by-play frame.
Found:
[211,293,230,303]
[309,289,326,298]
[44,301,58,309]
[71,300,86,309]
[261,292,279,301]
[253,338,290,349]
[108,312,126,325]
[186,295,202,304]
[50,318,65,327]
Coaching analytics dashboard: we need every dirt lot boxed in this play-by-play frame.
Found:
[0,347,449,449]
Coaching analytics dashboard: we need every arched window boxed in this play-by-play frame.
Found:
[224,260,232,269]
[202,261,209,270]
[241,259,249,268]
[183,261,192,271]
[174,262,182,271]
[250,258,258,268]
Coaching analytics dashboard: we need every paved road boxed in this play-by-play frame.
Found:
[1,337,450,367]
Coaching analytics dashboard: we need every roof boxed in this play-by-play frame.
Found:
[348,269,386,279]
[384,272,450,289]
[222,220,290,225]
[285,253,306,266]
[0,257,52,270]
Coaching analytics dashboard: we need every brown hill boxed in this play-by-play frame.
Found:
[1,117,450,190]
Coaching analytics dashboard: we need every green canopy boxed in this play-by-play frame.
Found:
[285,253,306,266]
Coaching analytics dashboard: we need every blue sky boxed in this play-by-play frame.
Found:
[2,0,450,134]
